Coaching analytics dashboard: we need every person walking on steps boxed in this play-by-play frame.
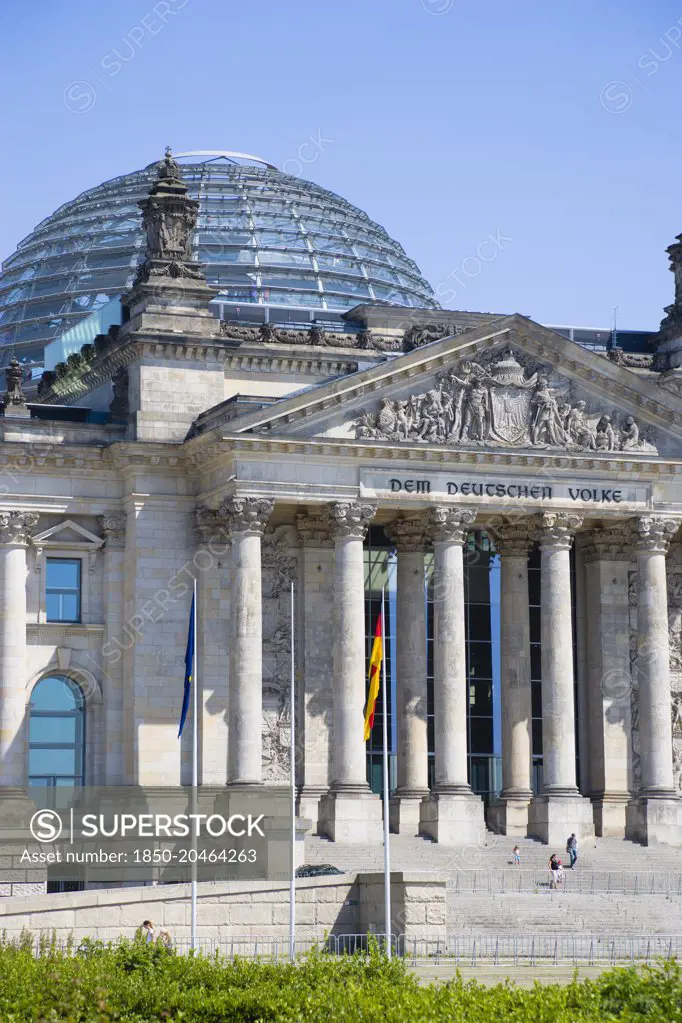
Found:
[512,844,521,866]
[566,832,578,868]
[549,853,560,889]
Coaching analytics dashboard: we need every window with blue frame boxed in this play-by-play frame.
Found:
[45,558,81,623]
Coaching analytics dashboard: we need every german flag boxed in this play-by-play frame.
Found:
[363,611,383,741]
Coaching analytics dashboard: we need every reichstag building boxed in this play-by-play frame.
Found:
[1,149,681,855]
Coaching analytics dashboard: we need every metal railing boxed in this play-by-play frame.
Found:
[162,932,682,965]
[447,870,682,895]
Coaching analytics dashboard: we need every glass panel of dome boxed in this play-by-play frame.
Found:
[320,277,371,298]
[368,266,401,284]
[219,287,259,301]
[264,290,323,307]
[258,251,312,267]
[261,273,319,291]
[315,254,364,275]
[255,231,307,249]
[198,231,253,248]
[251,215,298,230]
[307,237,356,256]
[202,248,255,264]
[371,284,410,303]
[353,244,392,264]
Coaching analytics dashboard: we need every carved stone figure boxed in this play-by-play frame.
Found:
[351,347,659,454]
[134,148,203,286]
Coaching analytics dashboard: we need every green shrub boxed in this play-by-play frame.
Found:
[0,933,680,1021]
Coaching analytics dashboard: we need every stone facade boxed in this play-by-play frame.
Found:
[2,160,682,876]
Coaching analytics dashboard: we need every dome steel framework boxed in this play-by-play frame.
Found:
[0,152,439,374]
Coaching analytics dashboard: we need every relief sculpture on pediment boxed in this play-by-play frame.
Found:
[353,348,658,453]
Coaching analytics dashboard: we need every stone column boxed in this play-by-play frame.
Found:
[319,501,382,843]
[628,516,682,845]
[98,514,126,786]
[528,512,595,845]
[296,511,335,829]
[420,506,485,845]
[581,527,632,837]
[221,497,273,787]
[384,517,429,835]
[494,521,534,835]
[0,511,38,789]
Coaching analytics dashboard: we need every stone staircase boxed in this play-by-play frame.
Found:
[304,832,682,937]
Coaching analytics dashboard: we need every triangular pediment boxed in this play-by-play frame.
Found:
[219,315,682,459]
[32,520,103,548]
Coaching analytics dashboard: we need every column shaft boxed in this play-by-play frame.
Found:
[540,526,579,792]
[433,538,469,789]
[637,533,675,793]
[332,533,369,790]
[223,498,273,786]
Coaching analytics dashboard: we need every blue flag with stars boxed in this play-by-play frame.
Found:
[178,592,195,738]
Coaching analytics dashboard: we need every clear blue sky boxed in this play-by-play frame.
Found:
[1,0,680,330]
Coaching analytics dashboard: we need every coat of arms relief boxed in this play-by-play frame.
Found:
[353,348,658,454]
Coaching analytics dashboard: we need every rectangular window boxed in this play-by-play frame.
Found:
[45,558,81,623]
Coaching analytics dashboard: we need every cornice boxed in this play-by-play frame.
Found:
[39,332,366,407]
[223,316,682,440]
[185,432,682,480]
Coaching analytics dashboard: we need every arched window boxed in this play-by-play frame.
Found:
[29,675,85,791]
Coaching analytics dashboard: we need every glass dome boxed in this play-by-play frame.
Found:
[0,152,439,376]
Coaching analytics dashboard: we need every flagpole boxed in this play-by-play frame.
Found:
[381,587,391,958]
[289,580,296,962]
[191,577,198,951]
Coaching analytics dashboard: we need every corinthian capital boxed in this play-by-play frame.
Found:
[218,497,274,536]
[296,510,335,548]
[385,516,428,552]
[492,519,535,558]
[538,512,584,551]
[194,506,231,547]
[426,506,477,545]
[328,501,376,539]
[633,516,682,555]
[98,513,126,548]
[0,510,39,545]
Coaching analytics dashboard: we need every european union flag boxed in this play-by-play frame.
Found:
[178,592,195,738]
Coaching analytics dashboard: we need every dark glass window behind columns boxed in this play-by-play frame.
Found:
[364,528,502,800]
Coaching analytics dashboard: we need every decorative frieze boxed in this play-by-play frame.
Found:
[0,511,39,545]
[353,348,658,454]
[193,507,230,548]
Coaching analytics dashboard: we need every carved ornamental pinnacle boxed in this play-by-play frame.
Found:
[219,497,274,536]
[0,511,39,545]
[2,357,29,416]
[426,506,477,545]
[328,501,376,539]
[134,147,204,285]
[538,512,584,550]
[353,347,658,454]
[633,516,682,554]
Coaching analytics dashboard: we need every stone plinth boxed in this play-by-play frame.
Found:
[626,796,682,846]
[318,789,383,844]
[527,793,595,847]
[419,790,485,846]
[358,871,447,942]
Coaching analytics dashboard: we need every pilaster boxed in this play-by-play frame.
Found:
[98,514,126,786]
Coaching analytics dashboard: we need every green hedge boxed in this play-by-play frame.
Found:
[0,933,681,1021]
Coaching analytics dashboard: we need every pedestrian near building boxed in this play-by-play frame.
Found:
[549,853,560,889]
[512,844,521,866]
[566,833,578,868]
